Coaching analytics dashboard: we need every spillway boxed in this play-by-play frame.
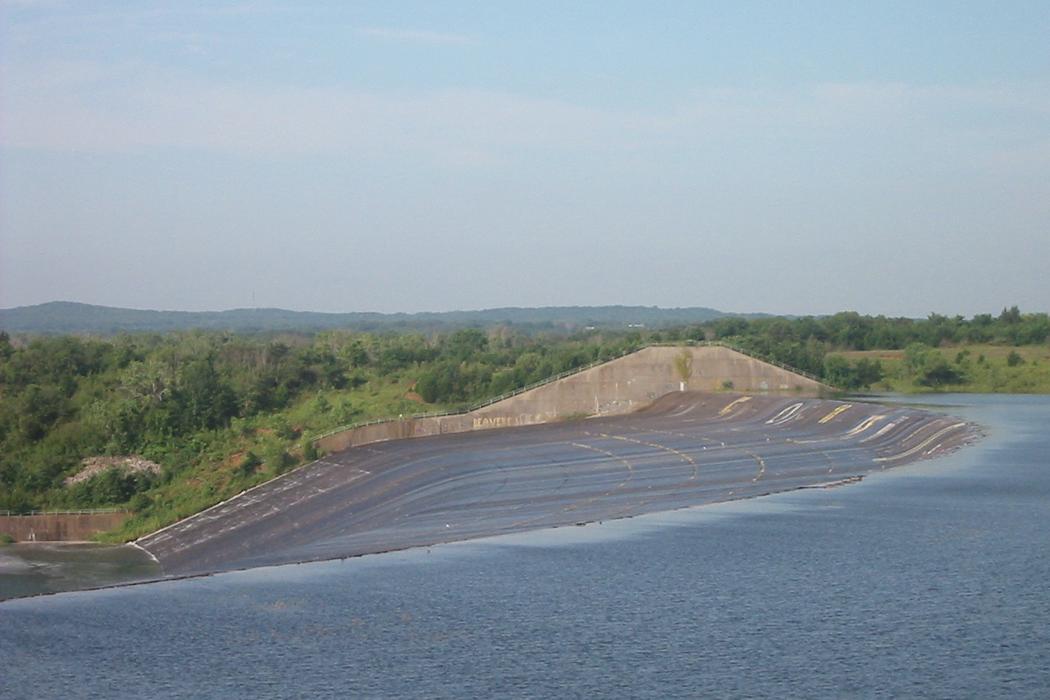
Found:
[137,393,978,577]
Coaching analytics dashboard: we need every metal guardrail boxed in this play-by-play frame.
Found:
[312,341,828,443]
[0,508,128,517]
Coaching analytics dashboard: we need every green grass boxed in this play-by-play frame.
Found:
[832,344,1050,393]
[100,371,450,543]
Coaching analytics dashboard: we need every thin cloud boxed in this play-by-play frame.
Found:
[2,58,1047,178]
[356,26,473,46]
[0,0,67,6]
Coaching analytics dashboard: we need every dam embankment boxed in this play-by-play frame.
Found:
[0,511,129,542]
[316,344,828,454]
[139,392,978,578]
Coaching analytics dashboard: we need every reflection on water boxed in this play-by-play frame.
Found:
[0,543,159,600]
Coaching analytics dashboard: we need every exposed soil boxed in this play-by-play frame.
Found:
[64,456,162,487]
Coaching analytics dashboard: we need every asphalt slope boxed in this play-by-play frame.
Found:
[138,393,979,577]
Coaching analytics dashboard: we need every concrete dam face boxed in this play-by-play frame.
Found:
[138,390,979,578]
[316,345,828,454]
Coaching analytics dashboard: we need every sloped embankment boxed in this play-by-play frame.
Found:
[139,392,978,577]
[316,344,829,453]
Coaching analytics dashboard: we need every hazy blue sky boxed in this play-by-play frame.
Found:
[1,1,1047,316]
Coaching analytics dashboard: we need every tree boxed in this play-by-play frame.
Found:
[822,356,883,390]
[999,306,1022,324]
[173,357,237,432]
[444,329,488,361]
[853,359,884,388]
[918,357,964,387]
[17,384,67,441]
[823,355,854,389]
[903,343,934,376]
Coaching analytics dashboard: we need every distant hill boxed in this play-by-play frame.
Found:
[0,302,770,335]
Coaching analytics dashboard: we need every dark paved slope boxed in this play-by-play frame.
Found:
[139,393,978,577]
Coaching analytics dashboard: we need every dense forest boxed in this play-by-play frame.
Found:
[0,307,1047,540]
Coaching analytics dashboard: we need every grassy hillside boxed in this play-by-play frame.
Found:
[831,344,1050,393]
[102,373,440,542]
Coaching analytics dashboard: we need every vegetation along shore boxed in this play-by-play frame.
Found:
[0,306,1046,542]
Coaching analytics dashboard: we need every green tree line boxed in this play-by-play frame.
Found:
[0,306,1046,524]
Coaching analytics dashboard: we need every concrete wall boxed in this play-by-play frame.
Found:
[316,345,827,454]
[0,512,129,542]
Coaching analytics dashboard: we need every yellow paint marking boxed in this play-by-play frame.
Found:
[507,439,636,529]
[605,430,764,482]
[589,431,699,481]
[719,396,752,416]
[569,442,634,490]
[844,415,885,438]
[874,423,967,463]
[818,404,852,424]
[860,419,900,444]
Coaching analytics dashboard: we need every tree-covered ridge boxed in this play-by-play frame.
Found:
[0,306,1046,540]
[0,301,751,335]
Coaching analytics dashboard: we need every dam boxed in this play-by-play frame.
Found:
[314,344,827,453]
[138,375,978,577]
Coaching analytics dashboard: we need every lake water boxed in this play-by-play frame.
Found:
[1,394,1048,698]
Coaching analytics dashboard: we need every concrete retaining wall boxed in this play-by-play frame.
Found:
[0,512,129,542]
[316,345,827,454]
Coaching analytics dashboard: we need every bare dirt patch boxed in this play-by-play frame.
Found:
[64,456,162,487]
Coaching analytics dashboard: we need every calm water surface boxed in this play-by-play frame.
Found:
[1,394,1048,698]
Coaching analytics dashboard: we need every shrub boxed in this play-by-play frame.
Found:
[918,357,965,387]
[263,445,294,474]
[239,451,262,476]
[270,417,300,440]
[129,493,153,513]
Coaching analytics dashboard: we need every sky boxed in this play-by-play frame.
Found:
[1,1,1048,317]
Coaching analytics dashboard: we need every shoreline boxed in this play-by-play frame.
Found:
[3,393,981,603]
